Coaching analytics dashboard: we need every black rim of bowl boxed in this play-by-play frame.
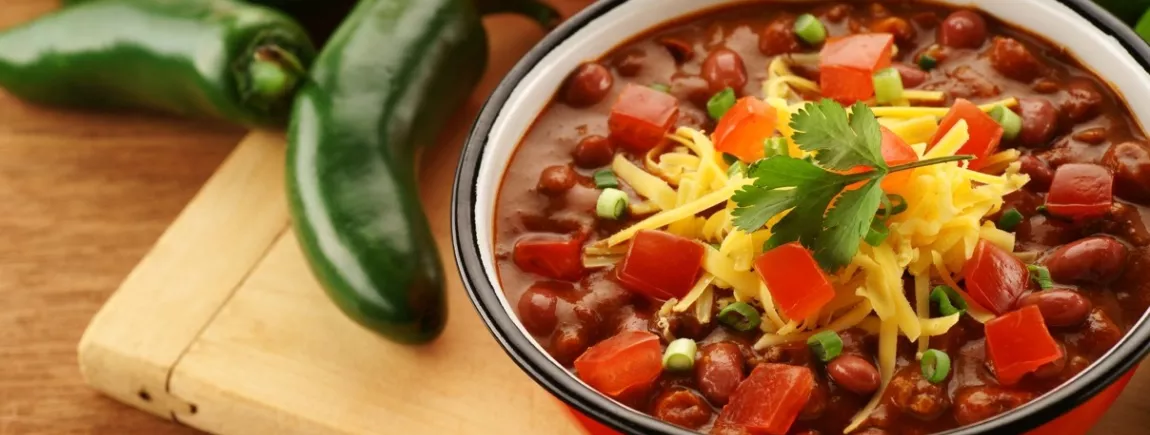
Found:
[452,1,1150,434]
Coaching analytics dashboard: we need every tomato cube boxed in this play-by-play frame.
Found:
[985,305,1063,385]
[755,243,835,321]
[819,34,894,104]
[713,97,778,162]
[608,84,680,152]
[1046,163,1114,219]
[574,331,663,399]
[617,230,705,300]
[715,363,814,435]
[513,236,585,281]
[846,126,919,190]
[962,239,1029,315]
[929,99,1004,170]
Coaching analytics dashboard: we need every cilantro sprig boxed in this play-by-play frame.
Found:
[732,100,972,272]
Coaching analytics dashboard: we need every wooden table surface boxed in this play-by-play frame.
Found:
[1,0,1149,434]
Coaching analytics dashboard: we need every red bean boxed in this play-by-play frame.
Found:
[887,366,950,420]
[1030,343,1067,380]
[563,63,613,108]
[989,37,1045,82]
[892,63,928,89]
[760,15,801,56]
[953,386,1035,425]
[613,48,645,77]
[1062,78,1104,123]
[1044,236,1128,284]
[659,37,695,64]
[667,311,715,340]
[572,135,615,169]
[1073,128,1108,145]
[537,165,576,195]
[695,342,745,406]
[1080,308,1124,358]
[1104,141,1150,202]
[701,48,748,94]
[549,323,591,365]
[939,10,988,49]
[872,17,916,43]
[826,355,881,395]
[949,66,1000,98]
[518,283,559,335]
[1017,155,1054,192]
[608,306,651,335]
[1017,98,1058,147]
[1017,289,1092,327]
[652,388,712,429]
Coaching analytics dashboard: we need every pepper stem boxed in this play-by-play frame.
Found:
[247,45,305,105]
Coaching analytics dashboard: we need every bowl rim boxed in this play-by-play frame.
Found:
[452,1,1150,434]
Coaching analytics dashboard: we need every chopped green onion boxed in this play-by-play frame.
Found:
[1028,264,1054,290]
[596,188,629,220]
[794,14,827,45]
[921,349,951,384]
[649,83,671,93]
[918,54,938,70]
[807,330,844,362]
[764,137,789,157]
[593,169,618,189]
[707,87,737,120]
[727,160,747,178]
[990,105,1022,141]
[663,338,698,371]
[930,285,968,317]
[722,152,740,165]
[998,208,1023,232]
[718,302,761,331]
[864,220,890,246]
[873,67,905,105]
[1036,204,1049,214]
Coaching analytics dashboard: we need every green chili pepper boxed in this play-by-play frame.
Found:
[0,0,315,126]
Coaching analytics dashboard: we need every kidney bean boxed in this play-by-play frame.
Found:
[948,66,1000,98]
[989,37,1045,82]
[760,15,801,56]
[659,36,695,64]
[1030,343,1067,380]
[799,372,830,420]
[1033,78,1060,94]
[953,386,1036,426]
[1044,236,1128,284]
[518,283,560,335]
[887,366,950,420]
[1017,98,1058,147]
[549,323,592,365]
[701,48,748,95]
[1073,128,1108,145]
[893,63,928,88]
[652,388,712,429]
[827,355,881,395]
[939,10,988,49]
[668,311,715,340]
[1017,214,1083,247]
[1061,78,1104,123]
[1104,141,1150,202]
[537,165,576,195]
[572,135,615,169]
[609,306,651,335]
[762,342,812,366]
[695,342,745,406]
[563,63,613,108]
[1080,308,1124,358]
[1017,289,1092,327]
[871,17,916,43]
[1017,155,1054,191]
[612,48,645,77]
[1103,202,1150,246]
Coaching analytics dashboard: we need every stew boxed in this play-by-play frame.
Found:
[493,2,1150,434]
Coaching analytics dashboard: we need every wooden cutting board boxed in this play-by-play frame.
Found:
[69,4,1150,435]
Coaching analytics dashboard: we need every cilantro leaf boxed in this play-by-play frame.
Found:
[813,178,885,271]
[790,100,886,171]
[732,156,842,231]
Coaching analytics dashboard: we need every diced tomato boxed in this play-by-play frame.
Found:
[513,236,585,281]
[607,84,680,152]
[1046,163,1114,220]
[617,230,705,300]
[819,34,894,104]
[985,305,1064,385]
[754,243,835,321]
[713,97,778,162]
[928,99,1004,170]
[574,331,663,399]
[962,239,1029,315]
[715,363,814,435]
[846,127,919,190]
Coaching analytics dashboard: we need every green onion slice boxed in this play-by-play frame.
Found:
[998,208,1023,232]
[596,188,629,220]
[990,105,1022,141]
[930,285,968,317]
[865,220,890,247]
[649,83,671,93]
[707,87,737,120]
[794,14,827,45]
[1028,264,1054,290]
[663,338,698,371]
[727,160,747,178]
[764,137,789,158]
[921,349,951,384]
[718,302,761,331]
[593,169,619,189]
[918,54,938,70]
[873,67,905,105]
[807,330,844,362]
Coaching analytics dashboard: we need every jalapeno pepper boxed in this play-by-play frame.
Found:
[0,0,315,126]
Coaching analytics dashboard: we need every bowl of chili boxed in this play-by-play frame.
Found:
[453,1,1150,434]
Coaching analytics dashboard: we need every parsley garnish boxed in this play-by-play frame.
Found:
[732,99,973,272]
